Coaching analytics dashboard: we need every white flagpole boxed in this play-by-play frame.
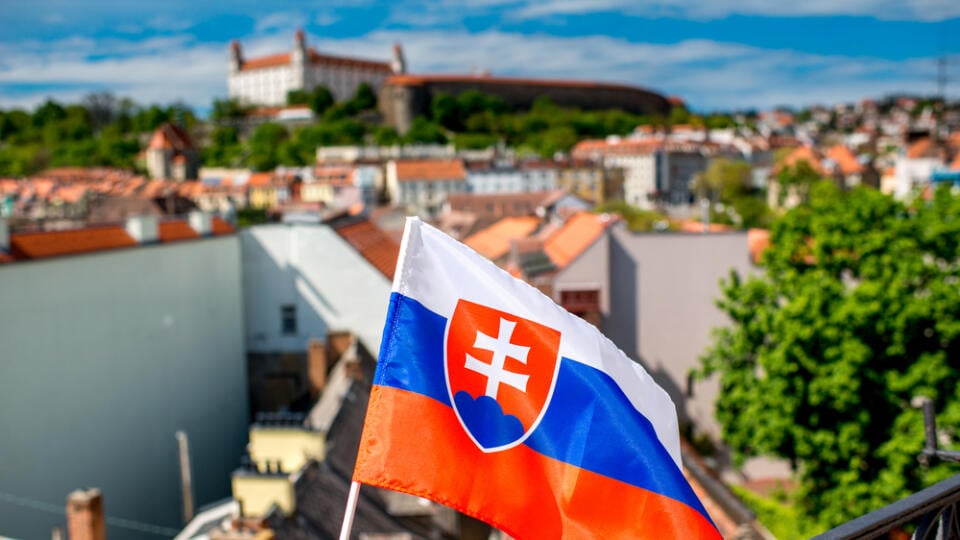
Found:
[338,481,362,540]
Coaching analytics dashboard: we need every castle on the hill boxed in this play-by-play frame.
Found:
[227,30,672,133]
[227,30,406,106]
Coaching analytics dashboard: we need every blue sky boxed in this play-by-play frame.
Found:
[2,0,960,113]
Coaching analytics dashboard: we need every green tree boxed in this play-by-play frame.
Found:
[698,183,960,527]
[404,116,447,144]
[247,122,288,171]
[776,160,823,206]
[210,98,249,122]
[287,89,309,105]
[431,93,460,131]
[309,86,335,116]
[692,158,770,228]
[351,82,377,111]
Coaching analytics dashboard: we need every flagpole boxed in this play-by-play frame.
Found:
[338,481,362,540]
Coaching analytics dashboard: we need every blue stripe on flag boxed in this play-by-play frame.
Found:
[374,292,712,523]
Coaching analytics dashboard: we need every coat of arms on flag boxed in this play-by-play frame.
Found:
[445,299,561,452]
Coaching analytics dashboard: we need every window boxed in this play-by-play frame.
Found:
[281,305,297,335]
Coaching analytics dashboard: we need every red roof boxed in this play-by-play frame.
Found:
[240,48,390,72]
[2,218,235,264]
[147,123,195,152]
[332,219,400,279]
[543,212,615,269]
[158,221,200,242]
[395,160,466,182]
[465,216,541,261]
[826,145,864,176]
[9,226,137,260]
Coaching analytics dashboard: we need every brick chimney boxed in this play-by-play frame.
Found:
[306,339,327,399]
[0,218,8,252]
[125,215,159,244]
[66,489,106,540]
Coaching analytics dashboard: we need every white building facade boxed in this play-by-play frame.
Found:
[466,163,559,194]
[228,31,405,106]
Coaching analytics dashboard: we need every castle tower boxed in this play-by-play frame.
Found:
[228,40,243,74]
[290,29,307,93]
[391,43,406,74]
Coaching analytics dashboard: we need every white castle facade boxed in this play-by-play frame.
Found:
[227,30,406,106]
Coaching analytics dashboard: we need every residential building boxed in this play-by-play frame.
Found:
[385,159,468,217]
[0,215,247,540]
[316,143,455,164]
[572,138,709,209]
[891,137,947,198]
[466,160,558,194]
[240,217,397,412]
[145,123,199,181]
[555,159,624,204]
[228,31,404,106]
[247,172,292,210]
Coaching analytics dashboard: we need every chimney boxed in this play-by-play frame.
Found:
[66,489,106,540]
[125,215,159,244]
[188,211,213,236]
[0,218,8,252]
[307,339,328,399]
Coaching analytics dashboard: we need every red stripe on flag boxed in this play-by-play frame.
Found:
[354,385,721,539]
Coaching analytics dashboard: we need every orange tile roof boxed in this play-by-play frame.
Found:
[950,153,960,172]
[158,221,200,242]
[147,123,195,152]
[777,146,826,175]
[906,137,937,159]
[465,216,541,261]
[246,173,275,187]
[212,217,235,235]
[307,48,390,71]
[826,145,863,175]
[395,160,466,182]
[543,212,615,269]
[239,48,390,72]
[240,52,291,71]
[10,226,137,260]
[332,219,400,279]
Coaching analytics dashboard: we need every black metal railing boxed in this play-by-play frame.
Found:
[813,399,959,540]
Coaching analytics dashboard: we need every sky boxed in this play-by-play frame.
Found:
[2,0,960,114]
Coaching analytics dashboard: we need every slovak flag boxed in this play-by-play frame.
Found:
[353,217,720,538]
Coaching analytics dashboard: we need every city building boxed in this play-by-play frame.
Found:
[145,123,199,181]
[228,31,404,106]
[572,138,709,209]
[0,214,247,540]
[240,217,397,412]
[385,159,468,217]
[466,160,558,194]
[555,159,624,204]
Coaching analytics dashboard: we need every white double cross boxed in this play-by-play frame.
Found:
[464,317,531,399]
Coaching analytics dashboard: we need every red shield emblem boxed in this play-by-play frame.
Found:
[445,299,561,452]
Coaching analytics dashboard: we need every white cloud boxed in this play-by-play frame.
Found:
[254,12,308,34]
[403,0,960,21]
[0,28,950,113]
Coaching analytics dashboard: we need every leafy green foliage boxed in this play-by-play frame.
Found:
[0,93,197,176]
[287,89,309,106]
[594,200,672,231]
[730,485,826,539]
[308,87,335,116]
[404,116,448,145]
[692,158,771,228]
[247,123,289,171]
[699,183,960,527]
